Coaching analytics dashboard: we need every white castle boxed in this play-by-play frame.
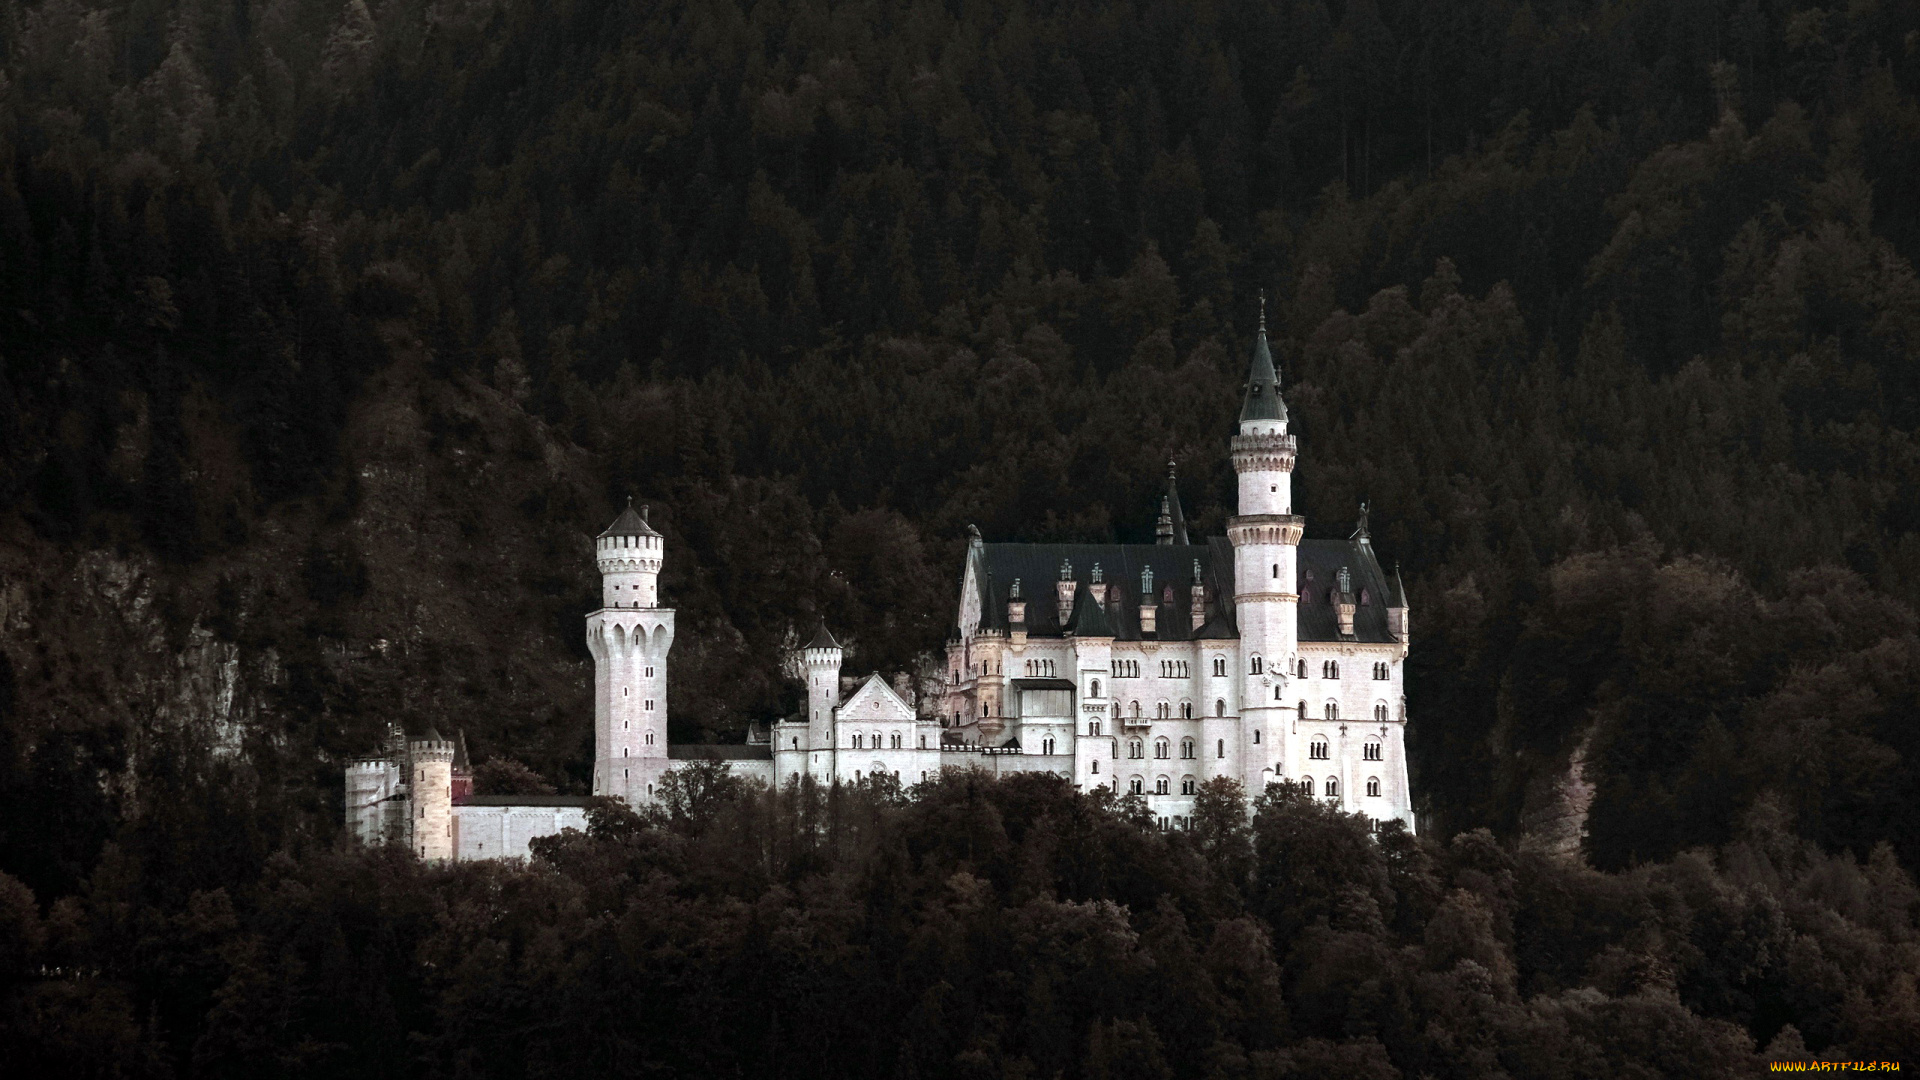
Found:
[346,318,1416,859]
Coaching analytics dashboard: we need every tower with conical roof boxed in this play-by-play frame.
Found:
[1228,298,1302,791]
[588,499,675,804]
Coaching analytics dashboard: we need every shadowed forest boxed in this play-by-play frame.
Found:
[1,0,1919,1073]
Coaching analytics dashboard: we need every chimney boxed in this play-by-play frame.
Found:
[1336,566,1357,638]
[1139,566,1157,636]
[1190,559,1207,632]
[1056,559,1075,626]
[1008,578,1027,646]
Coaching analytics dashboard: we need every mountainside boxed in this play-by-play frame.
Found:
[5,0,1920,1071]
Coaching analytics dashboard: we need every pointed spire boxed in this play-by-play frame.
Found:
[1158,461,1189,545]
[599,495,661,538]
[1241,298,1287,425]
[807,624,841,651]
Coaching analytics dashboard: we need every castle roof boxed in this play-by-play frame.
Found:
[967,534,1398,643]
[807,624,842,650]
[599,498,661,539]
[1240,320,1287,425]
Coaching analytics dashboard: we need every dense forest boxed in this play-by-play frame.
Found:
[2,0,1919,1072]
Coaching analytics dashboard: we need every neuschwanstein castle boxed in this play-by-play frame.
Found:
[346,320,1416,859]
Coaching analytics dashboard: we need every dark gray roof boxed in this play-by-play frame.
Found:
[974,540,1237,641]
[668,744,774,761]
[806,625,842,650]
[1011,677,1077,690]
[599,498,661,539]
[972,535,1396,643]
[1297,540,1397,642]
[460,795,593,807]
[1240,329,1287,424]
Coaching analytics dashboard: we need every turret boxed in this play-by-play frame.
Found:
[408,729,455,862]
[1190,559,1207,632]
[1056,560,1076,625]
[1008,579,1027,646]
[597,498,663,608]
[1228,299,1304,791]
[1138,565,1157,636]
[1387,562,1410,642]
[589,499,675,804]
[1157,462,1189,545]
[806,625,843,765]
[1335,567,1357,639]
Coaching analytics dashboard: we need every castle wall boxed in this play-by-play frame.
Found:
[454,804,590,860]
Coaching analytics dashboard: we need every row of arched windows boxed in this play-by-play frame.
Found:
[1158,660,1190,678]
[1111,660,1140,678]
[850,732,924,750]
[1126,776,1202,796]
[1024,659,1056,677]
[1296,776,1386,798]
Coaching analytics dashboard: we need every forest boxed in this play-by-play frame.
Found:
[1,0,1918,1072]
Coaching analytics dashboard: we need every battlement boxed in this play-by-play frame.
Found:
[409,739,455,760]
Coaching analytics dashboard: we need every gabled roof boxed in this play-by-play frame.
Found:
[599,498,661,539]
[838,673,916,720]
[1297,539,1397,643]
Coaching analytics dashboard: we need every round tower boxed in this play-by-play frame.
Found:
[408,731,455,862]
[589,499,675,804]
[1229,307,1302,793]
[805,626,843,782]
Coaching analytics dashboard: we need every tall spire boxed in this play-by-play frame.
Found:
[1156,461,1189,545]
[1241,293,1287,425]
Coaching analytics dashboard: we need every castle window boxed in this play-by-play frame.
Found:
[1155,738,1169,759]
[1272,563,1279,578]
[1130,701,1141,718]
[1322,661,1340,679]
[1043,736,1055,755]
[891,733,902,749]
[645,732,653,745]
[1274,686,1283,700]
[793,737,800,749]
[1253,729,1261,744]
[853,733,864,749]
[1325,702,1339,720]
[622,747,628,757]
[1324,777,1339,798]
[1155,776,1170,795]
[1374,703,1389,722]
[1300,776,1312,793]
[919,734,927,749]
[1374,662,1388,680]
[1180,738,1195,759]
[1129,740,1144,759]
[1092,760,1099,774]
[1298,700,1307,719]
[1215,699,1225,717]
[1310,739,1328,760]
[1364,741,1381,761]
[1367,777,1381,797]
[1182,701,1192,719]
[1213,657,1226,677]
[1217,739,1224,758]
[1091,679,1101,698]
[1089,721,1101,736]
[1181,777,1195,795]
[1156,701,1169,720]
[1250,656,1262,675]
[1130,777,1144,795]
[1298,659,1308,679]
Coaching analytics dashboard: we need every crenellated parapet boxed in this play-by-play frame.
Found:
[1230,432,1297,474]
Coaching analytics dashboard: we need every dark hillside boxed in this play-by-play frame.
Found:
[2,0,1920,1070]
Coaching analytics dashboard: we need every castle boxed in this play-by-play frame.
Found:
[345,317,1416,858]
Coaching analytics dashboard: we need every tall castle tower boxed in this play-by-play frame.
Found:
[804,626,843,781]
[1228,307,1302,791]
[407,730,455,861]
[588,499,674,804]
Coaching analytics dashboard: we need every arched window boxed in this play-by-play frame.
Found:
[1182,701,1193,718]
[1215,699,1226,717]
[1367,776,1381,797]
[1325,701,1339,720]
[1130,701,1141,718]
[1180,739,1194,759]
[853,733,864,749]
[1250,656,1263,675]
[1130,777,1144,795]
[1155,738,1169,759]
[1300,776,1313,794]
[1157,701,1169,720]
[1092,759,1099,774]
[1181,777,1195,795]
[1155,776,1170,795]
[645,732,654,745]
[1297,700,1307,720]
[1216,739,1225,758]
[1089,721,1101,736]
[1253,729,1262,744]
[1310,739,1329,760]
[1374,703,1389,722]
[891,732,902,749]
[1324,777,1339,798]
[1364,741,1381,761]
[1129,740,1144,759]
[1213,657,1226,677]
[920,734,927,748]
[1274,685,1283,700]
[1043,736,1055,755]
[1091,678,1102,698]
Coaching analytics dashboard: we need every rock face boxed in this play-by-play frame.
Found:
[1518,733,1597,862]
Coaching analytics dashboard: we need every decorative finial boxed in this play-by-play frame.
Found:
[1141,565,1153,594]
[1010,578,1021,599]
[1258,290,1268,333]
[1060,558,1072,581]
[1193,559,1203,582]
[1091,562,1103,584]
[641,503,649,522]
[1167,460,1177,480]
